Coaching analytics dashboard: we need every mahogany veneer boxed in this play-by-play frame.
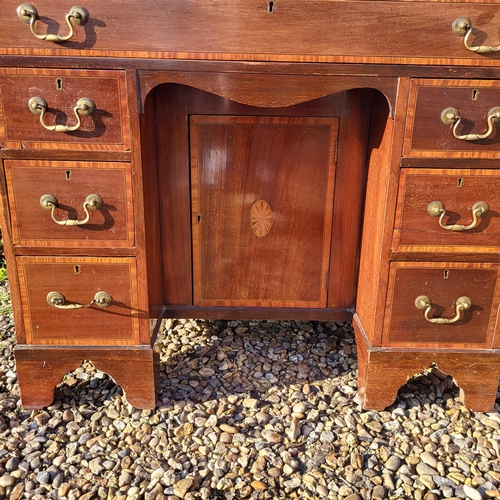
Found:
[2,1,500,411]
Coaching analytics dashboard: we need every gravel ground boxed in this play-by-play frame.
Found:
[1,280,500,500]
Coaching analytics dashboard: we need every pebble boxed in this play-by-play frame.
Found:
[463,485,483,500]
[417,463,440,476]
[0,475,15,487]
[385,456,402,471]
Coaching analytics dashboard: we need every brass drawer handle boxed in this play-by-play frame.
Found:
[427,200,489,232]
[28,96,95,133]
[415,295,472,324]
[17,4,88,43]
[47,291,112,309]
[441,106,500,141]
[452,17,500,54]
[40,193,103,226]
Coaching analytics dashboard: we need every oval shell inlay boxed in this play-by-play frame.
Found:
[250,199,273,237]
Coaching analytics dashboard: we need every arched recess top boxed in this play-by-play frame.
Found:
[138,70,398,117]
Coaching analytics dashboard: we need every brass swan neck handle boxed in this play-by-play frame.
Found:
[452,17,500,54]
[441,106,500,141]
[415,295,472,324]
[29,96,95,133]
[17,4,89,43]
[40,194,103,226]
[47,291,113,309]
[427,200,489,232]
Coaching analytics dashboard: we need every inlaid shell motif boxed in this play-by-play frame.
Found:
[250,199,273,237]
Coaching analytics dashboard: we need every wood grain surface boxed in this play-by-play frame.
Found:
[191,115,338,308]
[394,168,500,252]
[405,79,500,158]
[2,1,500,67]
[14,344,158,409]
[5,160,134,248]
[0,68,129,150]
[17,256,141,345]
[382,262,500,349]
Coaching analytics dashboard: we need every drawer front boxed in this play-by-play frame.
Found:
[383,262,500,349]
[405,79,500,158]
[394,168,500,253]
[17,257,139,345]
[1,1,500,64]
[5,160,134,249]
[0,68,129,150]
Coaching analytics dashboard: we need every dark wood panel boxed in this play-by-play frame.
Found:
[15,345,158,409]
[356,81,409,347]
[17,257,141,345]
[394,168,500,252]
[0,149,131,162]
[156,85,194,306]
[354,315,500,412]
[5,160,133,248]
[0,68,129,150]
[191,115,338,308]
[406,79,500,158]
[140,71,398,113]
[2,1,500,67]
[383,263,500,348]
[328,89,371,308]
[162,306,352,321]
[138,77,164,316]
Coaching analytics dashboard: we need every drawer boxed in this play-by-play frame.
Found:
[382,262,500,349]
[393,168,500,253]
[1,1,500,64]
[0,68,129,150]
[405,79,500,158]
[17,257,139,345]
[5,160,134,249]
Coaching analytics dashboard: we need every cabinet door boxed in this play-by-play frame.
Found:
[191,115,338,308]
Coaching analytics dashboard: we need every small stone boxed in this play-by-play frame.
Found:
[251,456,267,475]
[317,485,331,497]
[262,430,283,444]
[205,415,218,427]
[9,482,24,500]
[199,367,215,378]
[36,471,50,485]
[420,451,438,469]
[58,483,71,497]
[255,412,271,425]
[320,430,335,444]
[219,424,238,434]
[463,485,483,500]
[0,475,15,488]
[372,485,387,499]
[288,417,301,440]
[292,402,307,414]
[5,458,20,472]
[174,478,194,499]
[251,481,267,490]
[385,456,402,471]
[283,477,301,489]
[243,398,259,409]
[416,463,439,476]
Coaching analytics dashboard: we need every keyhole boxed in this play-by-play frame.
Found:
[268,1,275,13]
[472,89,478,100]
[65,170,71,180]
[457,178,463,187]
[56,78,63,90]
[443,270,449,279]
[74,265,81,275]
[196,214,202,223]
